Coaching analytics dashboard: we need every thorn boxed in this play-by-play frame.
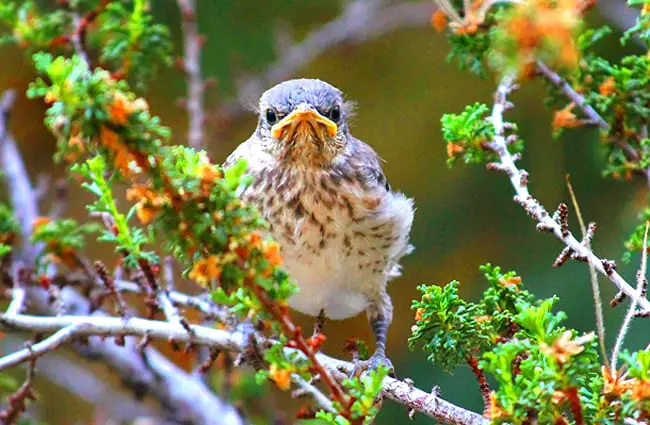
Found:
[519,170,529,187]
[486,162,508,173]
[553,246,573,268]
[431,385,441,398]
[505,135,518,145]
[536,222,554,232]
[554,203,569,238]
[601,259,617,276]
[610,291,626,307]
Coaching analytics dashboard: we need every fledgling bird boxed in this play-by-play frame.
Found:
[224,79,414,370]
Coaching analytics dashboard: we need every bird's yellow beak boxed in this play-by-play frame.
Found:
[271,106,338,140]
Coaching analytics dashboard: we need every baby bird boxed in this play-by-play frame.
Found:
[224,79,414,370]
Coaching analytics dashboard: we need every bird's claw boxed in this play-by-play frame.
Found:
[352,352,395,378]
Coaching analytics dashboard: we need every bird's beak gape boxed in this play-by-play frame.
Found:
[271,106,337,141]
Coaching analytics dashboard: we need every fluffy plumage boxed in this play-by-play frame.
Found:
[225,79,414,368]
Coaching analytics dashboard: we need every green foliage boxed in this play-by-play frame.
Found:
[411,264,607,424]
[409,280,492,371]
[73,156,158,268]
[0,1,68,49]
[624,209,650,263]
[30,217,101,272]
[447,32,491,78]
[409,264,535,372]
[316,367,388,425]
[441,103,496,166]
[621,0,650,46]
[0,202,18,255]
[97,0,172,90]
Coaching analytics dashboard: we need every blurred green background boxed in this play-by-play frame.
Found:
[1,1,648,424]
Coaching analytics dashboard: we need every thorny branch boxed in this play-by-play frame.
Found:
[0,312,489,425]
[486,76,650,314]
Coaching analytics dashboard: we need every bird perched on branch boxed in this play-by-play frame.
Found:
[225,79,414,371]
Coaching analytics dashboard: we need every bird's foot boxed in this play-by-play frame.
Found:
[352,351,395,377]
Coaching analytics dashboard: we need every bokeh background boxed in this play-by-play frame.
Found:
[1,1,649,423]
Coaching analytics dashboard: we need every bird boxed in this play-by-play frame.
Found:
[224,79,414,371]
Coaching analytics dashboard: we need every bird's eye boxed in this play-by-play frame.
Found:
[327,105,341,123]
[265,108,278,125]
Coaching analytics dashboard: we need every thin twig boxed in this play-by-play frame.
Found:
[292,373,336,413]
[0,359,36,424]
[565,175,608,369]
[611,221,649,371]
[536,61,608,130]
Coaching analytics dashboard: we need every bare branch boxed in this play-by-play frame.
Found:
[0,311,487,425]
[176,0,205,149]
[0,91,39,262]
[536,61,609,130]
[0,324,86,371]
[487,76,650,314]
[292,374,336,413]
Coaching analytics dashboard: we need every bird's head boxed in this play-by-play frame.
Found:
[255,79,351,166]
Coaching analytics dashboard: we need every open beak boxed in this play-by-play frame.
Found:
[271,105,338,141]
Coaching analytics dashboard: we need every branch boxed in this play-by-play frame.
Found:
[0,91,39,263]
[0,311,487,425]
[212,0,437,124]
[0,91,245,425]
[176,0,206,149]
[0,324,86,371]
[486,77,650,313]
[536,60,609,130]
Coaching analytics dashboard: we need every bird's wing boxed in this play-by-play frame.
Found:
[345,136,391,194]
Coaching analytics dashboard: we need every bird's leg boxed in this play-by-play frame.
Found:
[353,291,395,376]
[312,308,326,338]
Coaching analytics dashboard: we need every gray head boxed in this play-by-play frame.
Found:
[255,79,352,165]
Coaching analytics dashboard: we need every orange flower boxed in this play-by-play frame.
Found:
[446,142,464,158]
[602,366,634,397]
[431,10,448,33]
[631,379,650,401]
[540,331,584,364]
[107,92,148,126]
[100,126,137,174]
[189,255,222,287]
[197,162,222,183]
[32,216,51,231]
[487,392,509,420]
[502,0,582,73]
[44,91,57,104]
[414,307,425,322]
[599,77,616,96]
[499,276,522,289]
[268,363,292,391]
[553,103,585,130]
[262,240,283,267]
